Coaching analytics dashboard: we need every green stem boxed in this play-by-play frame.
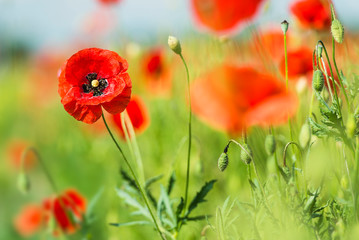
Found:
[317,41,343,120]
[102,114,165,240]
[123,111,145,184]
[332,37,350,111]
[179,53,192,214]
[23,148,70,240]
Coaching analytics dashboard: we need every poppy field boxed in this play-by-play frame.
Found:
[2,0,359,239]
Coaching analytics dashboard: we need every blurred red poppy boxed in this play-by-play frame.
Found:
[256,30,287,61]
[191,64,298,135]
[279,47,313,81]
[290,0,331,30]
[6,140,36,170]
[52,189,87,234]
[192,0,263,33]
[14,204,44,237]
[58,48,132,124]
[141,48,172,96]
[98,0,121,4]
[112,95,150,139]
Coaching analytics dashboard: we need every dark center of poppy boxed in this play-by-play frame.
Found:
[82,73,108,96]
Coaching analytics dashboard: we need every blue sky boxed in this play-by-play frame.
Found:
[0,0,356,50]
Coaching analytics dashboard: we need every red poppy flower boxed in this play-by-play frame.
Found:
[58,48,132,124]
[192,0,263,33]
[279,46,313,80]
[141,48,172,96]
[191,64,298,135]
[98,0,121,4]
[112,95,150,138]
[290,0,331,30]
[43,189,87,235]
[14,204,44,237]
[6,140,36,170]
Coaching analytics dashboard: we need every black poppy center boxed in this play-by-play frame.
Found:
[82,73,108,97]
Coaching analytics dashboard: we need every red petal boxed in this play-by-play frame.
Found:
[102,73,132,114]
[65,48,128,86]
[14,204,44,237]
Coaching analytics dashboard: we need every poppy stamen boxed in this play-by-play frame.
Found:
[83,73,108,96]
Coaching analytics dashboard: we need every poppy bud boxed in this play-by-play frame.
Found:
[168,36,182,55]
[281,20,289,34]
[346,115,356,138]
[331,19,344,44]
[316,45,323,58]
[240,143,252,165]
[312,70,325,92]
[217,152,229,172]
[17,172,30,194]
[299,123,311,148]
[264,135,276,155]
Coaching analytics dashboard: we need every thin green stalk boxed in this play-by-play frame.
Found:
[102,114,165,240]
[28,148,59,194]
[179,53,192,214]
[317,41,343,119]
[123,111,145,184]
[332,37,350,111]
[23,148,70,240]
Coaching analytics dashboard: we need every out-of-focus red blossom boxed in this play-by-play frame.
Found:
[27,51,67,107]
[50,189,87,234]
[14,189,86,237]
[14,204,44,237]
[6,140,36,170]
[290,0,331,30]
[141,48,172,96]
[58,48,132,124]
[192,0,263,33]
[191,64,298,135]
[255,30,288,61]
[81,8,116,36]
[279,47,313,81]
[112,95,150,138]
[98,0,121,4]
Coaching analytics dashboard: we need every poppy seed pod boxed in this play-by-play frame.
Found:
[168,36,182,55]
[217,152,229,172]
[312,70,325,92]
[299,123,311,148]
[264,135,276,155]
[281,20,289,34]
[331,19,344,43]
[240,143,252,164]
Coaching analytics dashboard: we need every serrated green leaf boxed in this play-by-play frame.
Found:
[167,172,176,195]
[160,185,176,224]
[145,174,163,189]
[116,188,151,220]
[86,187,104,221]
[176,197,184,220]
[120,169,139,192]
[186,180,216,217]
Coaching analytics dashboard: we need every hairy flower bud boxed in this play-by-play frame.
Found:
[331,19,344,44]
[17,172,30,194]
[217,152,229,172]
[299,123,311,148]
[168,36,182,55]
[264,135,276,155]
[240,144,252,165]
[312,70,325,92]
[346,115,356,138]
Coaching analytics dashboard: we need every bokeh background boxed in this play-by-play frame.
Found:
[1,0,359,239]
